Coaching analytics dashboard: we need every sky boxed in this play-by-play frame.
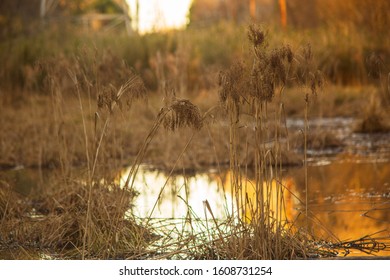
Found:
[126,0,193,33]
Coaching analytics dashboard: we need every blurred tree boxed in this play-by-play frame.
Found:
[0,0,129,38]
[317,0,390,35]
[91,0,122,14]
[0,0,41,37]
[190,0,271,25]
[285,0,318,28]
[40,0,59,19]
[56,0,123,15]
[227,0,247,22]
[278,0,286,28]
[188,0,225,25]
[249,0,256,20]
[284,0,390,34]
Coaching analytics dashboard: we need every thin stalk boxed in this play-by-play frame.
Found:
[206,125,230,213]
[146,132,196,226]
[106,114,163,257]
[74,80,92,260]
[304,94,309,233]
[228,100,240,223]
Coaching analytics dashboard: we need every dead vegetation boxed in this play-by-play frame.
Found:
[1,23,389,260]
[1,179,154,259]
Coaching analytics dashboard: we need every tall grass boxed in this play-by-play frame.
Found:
[1,21,388,259]
[2,20,388,96]
[185,25,325,259]
[0,48,155,259]
[0,49,206,259]
[0,24,312,259]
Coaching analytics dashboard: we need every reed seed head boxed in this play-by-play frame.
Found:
[218,62,246,105]
[366,52,384,79]
[97,74,147,113]
[248,24,267,48]
[159,93,203,131]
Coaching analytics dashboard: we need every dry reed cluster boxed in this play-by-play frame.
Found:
[0,25,324,260]
[0,53,154,258]
[174,25,329,260]
[2,23,388,260]
[160,90,203,132]
[0,180,154,259]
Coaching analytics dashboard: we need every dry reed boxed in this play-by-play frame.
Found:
[2,52,154,259]
[204,24,325,259]
[3,23,388,260]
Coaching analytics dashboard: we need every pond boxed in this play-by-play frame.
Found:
[118,159,390,257]
[1,117,390,258]
[117,117,390,257]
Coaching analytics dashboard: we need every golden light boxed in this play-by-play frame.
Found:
[126,0,193,33]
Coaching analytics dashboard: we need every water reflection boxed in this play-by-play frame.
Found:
[119,160,390,255]
[286,161,390,243]
[118,166,232,221]
[119,166,297,224]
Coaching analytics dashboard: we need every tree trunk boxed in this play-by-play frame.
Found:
[40,0,46,18]
[278,0,287,28]
[250,0,256,21]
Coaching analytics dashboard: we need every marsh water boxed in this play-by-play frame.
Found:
[2,117,390,258]
[117,160,390,256]
[119,117,390,257]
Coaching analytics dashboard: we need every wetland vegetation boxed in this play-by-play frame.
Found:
[1,0,390,259]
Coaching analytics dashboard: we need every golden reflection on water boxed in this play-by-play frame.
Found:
[118,166,233,220]
[222,171,299,224]
[118,166,297,224]
[285,161,390,243]
[119,161,390,254]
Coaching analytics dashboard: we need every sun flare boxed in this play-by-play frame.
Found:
[126,0,193,33]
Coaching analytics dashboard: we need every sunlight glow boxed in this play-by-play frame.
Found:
[126,0,193,33]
